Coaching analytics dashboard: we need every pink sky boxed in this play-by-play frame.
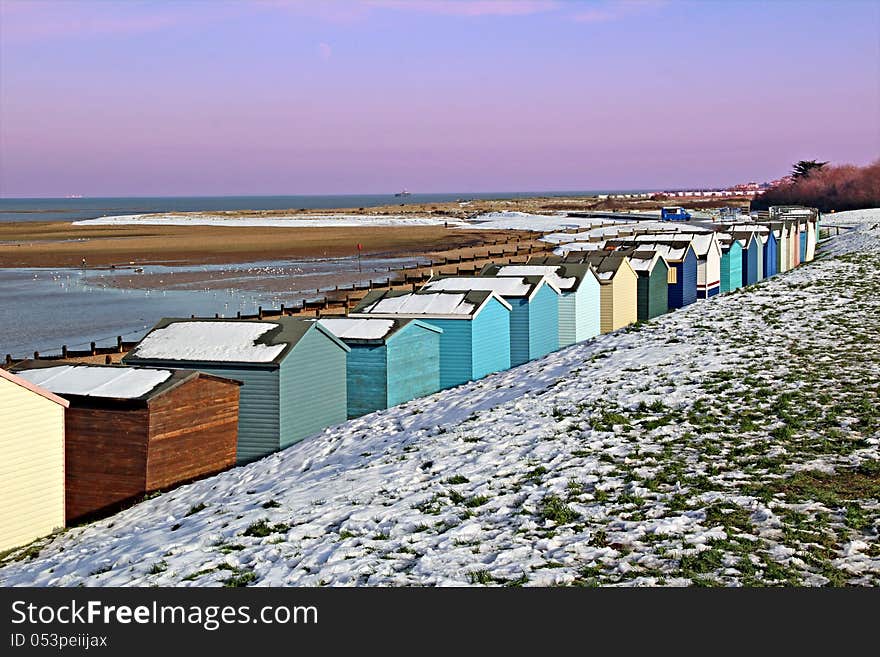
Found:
[1,0,878,196]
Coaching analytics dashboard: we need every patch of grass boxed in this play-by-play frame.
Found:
[223,569,258,587]
[539,494,580,525]
[261,499,281,509]
[148,560,168,575]
[444,475,470,485]
[771,466,880,507]
[242,519,290,538]
[184,503,207,517]
[468,570,498,585]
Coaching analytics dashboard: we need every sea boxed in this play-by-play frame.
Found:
[0,191,647,224]
[0,191,646,357]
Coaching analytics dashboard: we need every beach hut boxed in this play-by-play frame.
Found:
[762,228,778,277]
[612,247,669,321]
[770,221,792,273]
[573,253,638,333]
[422,276,561,367]
[791,220,801,268]
[717,234,743,293]
[610,239,697,310]
[684,232,722,299]
[0,369,68,552]
[350,290,511,390]
[481,262,600,348]
[11,363,241,522]
[732,232,761,286]
[317,317,442,419]
[805,217,817,262]
[799,221,808,263]
[124,317,349,464]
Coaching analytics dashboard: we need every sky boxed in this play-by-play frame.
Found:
[1,0,878,197]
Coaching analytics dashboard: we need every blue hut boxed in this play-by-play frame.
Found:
[763,229,778,278]
[733,232,761,286]
[350,290,511,390]
[423,276,561,367]
[124,317,349,464]
[318,317,442,419]
[482,262,600,348]
[610,239,697,309]
[718,234,743,293]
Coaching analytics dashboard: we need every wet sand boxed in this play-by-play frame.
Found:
[83,257,419,296]
[0,222,521,268]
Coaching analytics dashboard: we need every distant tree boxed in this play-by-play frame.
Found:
[752,159,880,212]
[791,159,829,180]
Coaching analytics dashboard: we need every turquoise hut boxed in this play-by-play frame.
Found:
[123,317,349,464]
[482,262,600,348]
[717,234,743,293]
[350,290,511,390]
[422,275,561,367]
[317,317,442,419]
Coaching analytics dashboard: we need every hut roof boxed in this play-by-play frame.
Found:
[610,239,694,263]
[488,263,598,293]
[575,253,631,282]
[611,247,668,275]
[10,363,240,404]
[0,367,69,407]
[423,275,561,300]
[317,317,441,344]
[351,289,511,319]
[126,317,347,366]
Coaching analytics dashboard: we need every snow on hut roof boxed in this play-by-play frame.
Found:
[352,290,511,318]
[576,253,629,281]
[615,248,664,273]
[423,277,533,297]
[493,265,577,290]
[362,292,476,316]
[318,318,396,341]
[15,365,172,399]
[614,241,691,262]
[129,321,288,363]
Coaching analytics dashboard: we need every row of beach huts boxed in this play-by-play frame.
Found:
[0,207,820,553]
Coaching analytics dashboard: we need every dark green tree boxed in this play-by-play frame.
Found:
[791,159,828,179]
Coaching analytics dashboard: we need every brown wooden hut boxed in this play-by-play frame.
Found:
[11,363,241,522]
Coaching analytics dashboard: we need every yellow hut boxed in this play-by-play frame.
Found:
[0,369,68,552]
[578,253,638,333]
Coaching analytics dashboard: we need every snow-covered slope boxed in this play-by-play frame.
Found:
[2,210,878,587]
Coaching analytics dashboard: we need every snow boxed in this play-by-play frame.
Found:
[555,242,603,254]
[626,255,658,272]
[358,292,476,317]
[596,271,615,281]
[73,214,459,228]
[318,318,396,341]
[423,277,533,297]
[2,209,878,588]
[463,211,622,232]
[15,365,171,399]
[130,321,286,363]
[495,265,577,290]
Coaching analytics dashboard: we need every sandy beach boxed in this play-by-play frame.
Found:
[0,222,523,268]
